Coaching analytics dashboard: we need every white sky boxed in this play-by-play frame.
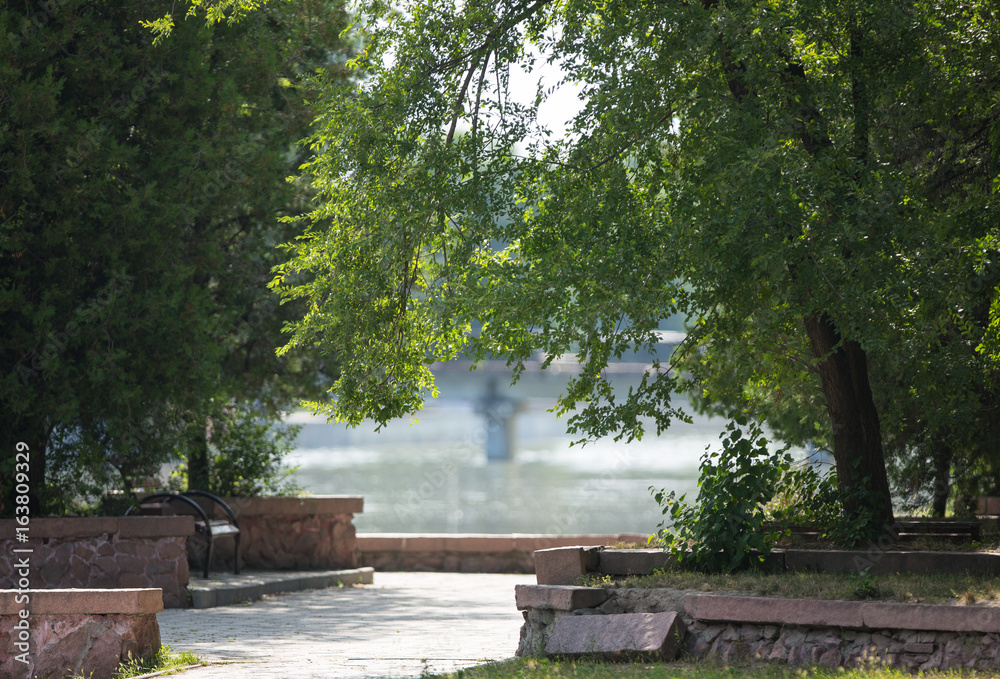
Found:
[507,53,585,139]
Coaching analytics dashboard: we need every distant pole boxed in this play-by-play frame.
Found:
[476,378,521,462]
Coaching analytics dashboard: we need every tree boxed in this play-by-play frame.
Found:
[1,0,350,515]
[272,0,1000,534]
[679,0,1000,517]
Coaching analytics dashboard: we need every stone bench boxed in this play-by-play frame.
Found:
[0,588,162,679]
[545,611,686,659]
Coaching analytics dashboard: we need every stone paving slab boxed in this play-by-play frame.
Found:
[187,568,374,609]
[160,571,534,679]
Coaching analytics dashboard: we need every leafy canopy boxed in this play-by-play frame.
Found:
[272,0,999,510]
[1,0,351,514]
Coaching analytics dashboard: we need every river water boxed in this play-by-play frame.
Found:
[286,368,729,535]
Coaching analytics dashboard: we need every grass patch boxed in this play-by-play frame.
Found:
[112,646,202,678]
[427,658,994,679]
[580,570,1000,605]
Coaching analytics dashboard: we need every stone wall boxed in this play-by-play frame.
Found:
[358,534,646,573]
[516,584,1000,671]
[0,589,162,679]
[533,546,1000,585]
[0,518,192,609]
[195,496,363,571]
[685,621,998,670]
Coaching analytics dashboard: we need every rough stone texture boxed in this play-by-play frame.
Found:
[0,530,189,609]
[862,601,1000,633]
[516,585,609,611]
[599,550,673,576]
[0,517,194,541]
[535,547,601,585]
[598,588,688,615]
[517,586,1000,671]
[0,613,160,679]
[518,606,562,657]
[199,512,359,572]
[545,612,686,659]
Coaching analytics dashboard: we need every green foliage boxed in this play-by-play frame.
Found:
[765,458,881,548]
[174,406,303,497]
[848,568,880,600]
[764,462,841,529]
[1,0,351,515]
[653,421,882,565]
[652,419,789,573]
[67,645,201,679]
[269,0,1000,526]
[823,459,882,548]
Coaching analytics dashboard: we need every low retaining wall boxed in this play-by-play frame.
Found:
[0,518,192,608]
[357,534,647,573]
[198,496,363,571]
[0,588,162,679]
[534,546,1000,585]
[515,585,1000,671]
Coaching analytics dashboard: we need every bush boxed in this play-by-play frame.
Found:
[651,418,790,573]
[654,425,883,565]
[172,405,304,497]
[764,459,841,527]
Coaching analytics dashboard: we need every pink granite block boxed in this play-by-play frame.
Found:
[534,547,600,586]
[515,585,609,611]
[546,611,686,659]
[684,594,864,628]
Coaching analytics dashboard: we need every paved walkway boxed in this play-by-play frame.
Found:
[159,572,534,679]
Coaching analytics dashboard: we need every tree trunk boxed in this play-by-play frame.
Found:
[803,312,894,532]
[931,440,952,518]
[187,422,210,492]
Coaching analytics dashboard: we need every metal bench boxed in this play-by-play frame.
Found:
[126,491,241,578]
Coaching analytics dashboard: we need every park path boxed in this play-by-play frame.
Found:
[157,572,534,679]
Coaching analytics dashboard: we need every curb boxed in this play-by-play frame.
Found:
[186,567,374,609]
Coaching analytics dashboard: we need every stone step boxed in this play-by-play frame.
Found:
[545,611,686,659]
[186,567,374,609]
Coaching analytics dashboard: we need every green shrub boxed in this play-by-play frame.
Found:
[651,418,790,573]
[657,429,883,561]
[767,456,880,548]
[764,459,841,527]
[172,405,303,497]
